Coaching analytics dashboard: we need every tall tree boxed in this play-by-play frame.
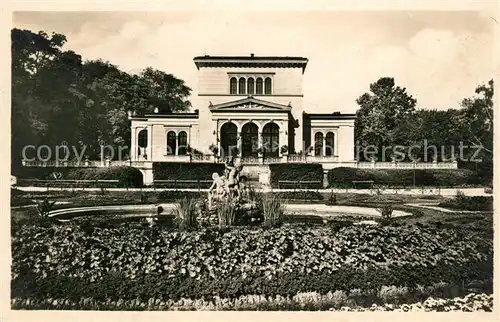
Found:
[355,77,417,161]
[459,79,494,155]
[11,27,193,165]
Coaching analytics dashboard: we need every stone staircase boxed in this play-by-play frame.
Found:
[241,164,271,188]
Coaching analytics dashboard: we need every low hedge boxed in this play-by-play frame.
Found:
[327,168,482,188]
[438,196,493,212]
[12,167,81,180]
[66,166,143,187]
[153,162,225,181]
[12,166,143,187]
[269,163,324,188]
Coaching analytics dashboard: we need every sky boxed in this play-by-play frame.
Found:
[13,10,498,113]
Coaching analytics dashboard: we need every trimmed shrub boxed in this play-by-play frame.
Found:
[12,166,143,187]
[153,162,225,181]
[269,163,323,188]
[438,196,493,212]
[12,167,81,180]
[327,167,482,188]
[66,166,143,187]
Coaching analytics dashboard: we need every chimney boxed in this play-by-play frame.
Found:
[250,53,254,57]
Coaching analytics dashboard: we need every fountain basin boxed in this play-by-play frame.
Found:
[48,203,412,222]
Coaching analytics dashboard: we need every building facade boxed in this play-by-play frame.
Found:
[128,54,356,165]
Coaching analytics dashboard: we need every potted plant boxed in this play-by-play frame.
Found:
[256,146,264,156]
[280,145,289,155]
[209,143,219,156]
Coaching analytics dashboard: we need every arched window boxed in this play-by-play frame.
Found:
[178,131,188,155]
[256,78,263,94]
[167,131,177,155]
[314,132,324,156]
[264,77,272,94]
[138,129,148,157]
[325,132,335,156]
[262,122,280,158]
[238,78,246,95]
[247,78,255,95]
[230,77,237,94]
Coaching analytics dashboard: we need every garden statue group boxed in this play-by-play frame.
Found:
[208,157,250,208]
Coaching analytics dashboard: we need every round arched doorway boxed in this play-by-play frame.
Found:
[262,122,279,158]
[220,122,238,158]
[241,122,259,157]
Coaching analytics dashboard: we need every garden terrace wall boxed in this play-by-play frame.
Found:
[13,166,143,187]
[153,162,225,185]
[327,167,482,188]
[269,163,324,188]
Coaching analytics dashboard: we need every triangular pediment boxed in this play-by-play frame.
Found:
[209,97,292,112]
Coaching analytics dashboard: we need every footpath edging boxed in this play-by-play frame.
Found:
[13,186,491,196]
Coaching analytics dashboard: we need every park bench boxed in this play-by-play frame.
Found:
[352,180,374,189]
[277,180,322,189]
[153,179,213,189]
[17,179,120,189]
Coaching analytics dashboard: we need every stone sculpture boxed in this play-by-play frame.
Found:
[208,158,244,207]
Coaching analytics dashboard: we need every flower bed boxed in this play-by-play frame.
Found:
[12,222,492,307]
[11,292,493,311]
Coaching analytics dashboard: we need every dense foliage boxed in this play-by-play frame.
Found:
[327,167,481,188]
[439,195,493,212]
[12,223,491,300]
[152,162,225,182]
[13,166,143,187]
[355,77,493,168]
[11,28,192,171]
[269,163,324,188]
[11,291,493,311]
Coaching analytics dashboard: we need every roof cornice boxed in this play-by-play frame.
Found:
[194,55,309,73]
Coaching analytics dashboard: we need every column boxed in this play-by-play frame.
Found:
[278,121,286,157]
[237,132,242,157]
[147,124,153,160]
[175,131,179,156]
[130,127,136,161]
[312,132,316,156]
[322,134,327,157]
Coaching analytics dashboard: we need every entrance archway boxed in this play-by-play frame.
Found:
[241,122,259,157]
[220,122,238,158]
[262,122,279,158]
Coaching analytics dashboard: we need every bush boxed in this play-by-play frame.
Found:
[327,168,482,188]
[12,167,81,180]
[173,198,199,230]
[259,193,285,227]
[269,163,324,188]
[438,195,493,212]
[153,162,225,181]
[66,166,143,187]
[12,166,143,187]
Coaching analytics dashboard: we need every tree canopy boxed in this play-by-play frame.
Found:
[11,28,192,168]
